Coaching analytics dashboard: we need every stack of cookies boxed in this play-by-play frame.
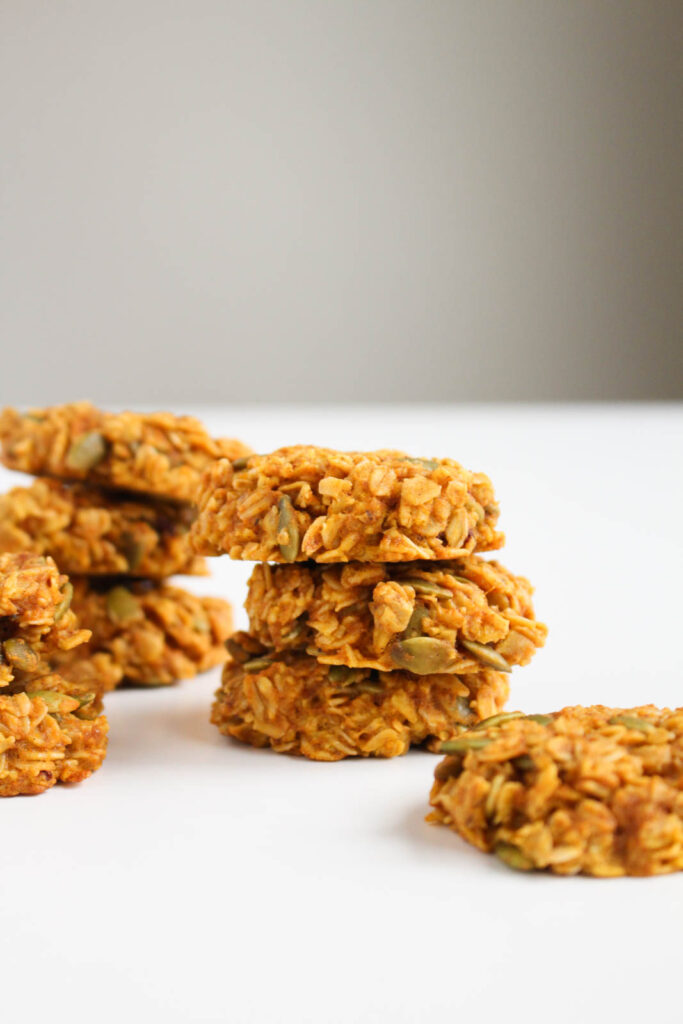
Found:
[0,402,249,692]
[0,551,108,795]
[191,446,547,760]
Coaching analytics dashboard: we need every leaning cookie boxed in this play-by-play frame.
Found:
[212,642,509,761]
[0,670,108,796]
[54,579,233,687]
[0,552,89,687]
[0,401,250,502]
[192,446,502,563]
[244,558,546,674]
[0,479,207,577]
[428,706,683,877]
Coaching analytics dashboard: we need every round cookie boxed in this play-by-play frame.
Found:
[55,579,233,687]
[212,642,509,760]
[428,705,683,877]
[0,479,207,577]
[244,557,546,674]
[0,552,89,688]
[0,401,250,502]
[192,446,502,563]
[0,669,108,797]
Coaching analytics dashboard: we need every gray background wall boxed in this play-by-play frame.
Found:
[1,1,681,405]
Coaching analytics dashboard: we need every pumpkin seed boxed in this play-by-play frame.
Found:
[277,495,300,561]
[120,532,144,572]
[54,581,74,622]
[328,665,363,684]
[399,578,452,599]
[3,638,39,673]
[408,457,439,471]
[445,508,469,549]
[440,735,493,754]
[225,637,250,662]
[27,690,80,713]
[472,711,524,730]
[461,639,511,673]
[105,586,141,624]
[232,456,250,471]
[401,603,431,640]
[512,755,535,771]
[388,636,455,674]
[65,431,107,471]
[243,656,274,672]
[524,714,553,726]
[608,714,654,733]
[494,841,534,871]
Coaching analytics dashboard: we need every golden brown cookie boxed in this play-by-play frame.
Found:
[55,579,233,688]
[0,670,107,796]
[0,478,207,577]
[0,552,89,687]
[212,643,509,760]
[192,446,502,563]
[0,402,250,502]
[243,557,546,674]
[428,705,683,877]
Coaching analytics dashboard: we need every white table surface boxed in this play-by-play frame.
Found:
[2,403,682,1024]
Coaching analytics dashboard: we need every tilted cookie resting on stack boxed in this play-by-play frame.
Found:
[0,552,107,796]
[0,403,245,690]
[192,446,547,760]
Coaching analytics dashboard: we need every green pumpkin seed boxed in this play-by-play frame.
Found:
[408,457,439,471]
[328,665,363,685]
[440,735,493,754]
[225,637,250,662]
[399,578,452,599]
[524,714,553,726]
[105,586,141,624]
[512,755,535,771]
[460,639,511,673]
[472,711,524,730]
[277,495,300,562]
[401,603,431,640]
[494,841,534,871]
[3,638,39,673]
[27,689,80,713]
[243,656,275,672]
[120,532,144,572]
[65,431,107,471]
[445,508,469,549]
[388,636,455,674]
[232,456,250,471]
[607,714,655,733]
[54,581,74,622]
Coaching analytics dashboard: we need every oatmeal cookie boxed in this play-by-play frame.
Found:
[0,552,89,687]
[428,705,683,877]
[0,671,108,796]
[244,558,546,675]
[192,446,502,563]
[55,579,233,687]
[0,478,207,577]
[0,402,250,502]
[212,641,509,761]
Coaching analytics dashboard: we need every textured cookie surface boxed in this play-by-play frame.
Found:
[0,479,207,577]
[192,446,502,563]
[212,642,509,761]
[244,557,546,674]
[0,669,108,797]
[429,705,683,877]
[0,551,89,687]
[0,402,250,502]
[55,579,233,687]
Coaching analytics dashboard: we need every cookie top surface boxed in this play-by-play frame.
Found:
[429,705,683,877]
[244,556,546,674]
[0,402,250,502]
[192,445,502,563]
